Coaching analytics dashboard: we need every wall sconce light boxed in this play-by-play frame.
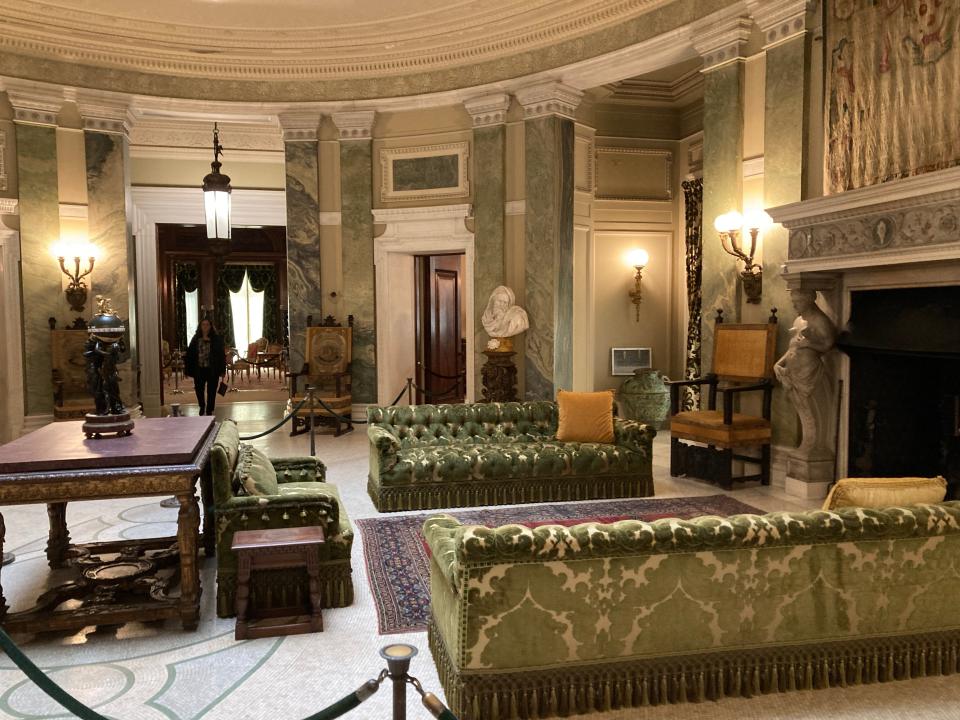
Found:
[202,122,232,258]
[714,209,771,304]
[626,248,649,322]
[52,240,97,312]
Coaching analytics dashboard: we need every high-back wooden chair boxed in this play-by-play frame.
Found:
[287,316,354,437]
[668,308,778,489]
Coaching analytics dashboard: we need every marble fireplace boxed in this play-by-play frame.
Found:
[768,166,960,499]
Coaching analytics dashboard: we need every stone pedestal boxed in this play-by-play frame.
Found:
[481,351,517,402]
[785,452,835,499]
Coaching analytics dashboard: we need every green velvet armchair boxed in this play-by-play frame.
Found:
[210,421,354,617]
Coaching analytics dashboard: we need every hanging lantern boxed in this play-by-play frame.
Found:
[202,123,232,257]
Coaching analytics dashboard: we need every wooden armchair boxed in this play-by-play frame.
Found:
[287,316,353,437]
[668,309,778,489]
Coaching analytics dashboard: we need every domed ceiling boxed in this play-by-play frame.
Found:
[0,0,719,102]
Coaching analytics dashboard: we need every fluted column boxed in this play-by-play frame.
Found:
[516,82,581,399]
[464,93,509,396]
[333,111,377,406]
[279,111,323,372]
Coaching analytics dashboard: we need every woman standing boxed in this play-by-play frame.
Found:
[184,319,227,416]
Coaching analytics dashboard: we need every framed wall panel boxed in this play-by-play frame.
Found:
[595,147,673,201]
[379,142,470,202]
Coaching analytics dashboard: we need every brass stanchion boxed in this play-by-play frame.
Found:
[380,643,417,720]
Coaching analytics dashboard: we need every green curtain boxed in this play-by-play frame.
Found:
[247,264,280,342]
[681,178,704,412]
[216,265,247,348]
[174,262,200,349]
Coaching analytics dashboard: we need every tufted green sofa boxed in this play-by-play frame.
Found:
[210,421,354,617]
[366,401,656,512]
[425,502,960,719]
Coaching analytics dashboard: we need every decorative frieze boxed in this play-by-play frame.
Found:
[514,82,583,121]
[0,198,18,215]
[332,111,376,140]
[463,93,510,127]
[746,0,809,48]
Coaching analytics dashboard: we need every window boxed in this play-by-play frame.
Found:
[229,271,265,353]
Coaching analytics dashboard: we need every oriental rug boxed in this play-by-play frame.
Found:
[356,494,762,635]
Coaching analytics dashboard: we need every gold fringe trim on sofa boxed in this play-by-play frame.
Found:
[429,620,960,720]
[216,561,353,618]
[367,473,655,512]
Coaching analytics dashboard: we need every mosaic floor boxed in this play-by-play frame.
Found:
[2,415,959,720]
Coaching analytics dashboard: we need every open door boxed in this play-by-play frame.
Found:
[415,254,466,404]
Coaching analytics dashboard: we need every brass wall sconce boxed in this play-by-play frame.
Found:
[53,242,97,312]
[714,209,771,304]
[626,248,649,321]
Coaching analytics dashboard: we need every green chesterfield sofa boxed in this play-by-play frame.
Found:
[425,502,960,719]
[210,421,354,617]
[366,401,656,512]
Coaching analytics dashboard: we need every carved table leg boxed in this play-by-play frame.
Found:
[235,552,251,640]
[176,492,201,631]
[199,467,216,558]
[45,502,71,568]
[0,511,7,619]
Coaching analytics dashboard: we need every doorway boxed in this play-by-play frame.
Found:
[415,253,466,403]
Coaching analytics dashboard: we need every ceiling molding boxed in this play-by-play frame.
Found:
[332,111,376,140]
[691,2,753,72]
[129,145,283,164]
[746,0,809,48]
[463,93,511,128]
[515,81,583,120]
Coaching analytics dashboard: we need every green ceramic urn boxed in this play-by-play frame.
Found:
[616,368,670,427]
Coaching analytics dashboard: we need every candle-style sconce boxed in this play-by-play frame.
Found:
[714,209,772,304]
[53,241,97,312]
[626,248,649,322]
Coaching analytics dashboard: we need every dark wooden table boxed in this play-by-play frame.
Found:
[231,525,325,640]
[0,416,217,633]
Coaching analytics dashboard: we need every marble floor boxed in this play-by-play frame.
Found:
[1,413,959,720]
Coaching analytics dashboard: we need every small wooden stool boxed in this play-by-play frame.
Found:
[231,526,325,640]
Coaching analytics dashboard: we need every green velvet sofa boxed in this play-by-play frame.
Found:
[425,502,960,719]
[210,421,354,617]
[366,401,656,512]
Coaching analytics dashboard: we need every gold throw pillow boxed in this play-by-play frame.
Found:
[822,476,947,510]
[556,390,615,443]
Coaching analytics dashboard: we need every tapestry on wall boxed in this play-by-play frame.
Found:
[826,0,959,193]
[681,178,703,412]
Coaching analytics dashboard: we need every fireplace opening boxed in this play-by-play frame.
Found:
[839,286,960,497]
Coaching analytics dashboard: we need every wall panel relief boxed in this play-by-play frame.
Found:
[379,142,469,203]
[826,0,960,193]
[595,147,672,201]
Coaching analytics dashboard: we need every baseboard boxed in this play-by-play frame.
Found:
[351,403,374,422]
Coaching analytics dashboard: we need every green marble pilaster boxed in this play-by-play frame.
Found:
[472,124,506,395]
[85,130,137,406]
[700,62,745,368]
[764,35,810,447]
[284,140,322,371]
[339,140,376,404]
[524,115,574,400]
[16,123,60,416]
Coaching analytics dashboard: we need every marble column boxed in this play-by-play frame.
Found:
[333,112,376,405]
[465,94,508,397]
[693,11,752,370]
[516,83,581,400]
[84,125,137,407]
[15,116,60,417]
[279,112,323,372]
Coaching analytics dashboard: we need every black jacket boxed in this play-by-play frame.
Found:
[184,332,227,378]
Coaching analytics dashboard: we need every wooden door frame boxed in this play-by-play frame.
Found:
[415,253,466,403]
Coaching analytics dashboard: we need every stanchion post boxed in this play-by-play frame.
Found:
[380,643,417,720]
[307,385,317,457]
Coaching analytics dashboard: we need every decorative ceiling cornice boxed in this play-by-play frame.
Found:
[277,110,323,142]
[332,111,376,140]
[515,81,583,120]
[463,93,511,128]
[691,2,753,72]
[746,0,810,48]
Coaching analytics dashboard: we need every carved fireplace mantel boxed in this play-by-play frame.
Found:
[769,166,960,276]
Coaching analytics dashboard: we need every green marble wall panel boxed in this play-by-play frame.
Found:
[764,36,810,447]
[340,140,376,404]
[524,116,574,400]
[16,123,60,416]
[472,124,506,395]
[284,140,322,371]
[85,130,137,406]
[700,62,744,371]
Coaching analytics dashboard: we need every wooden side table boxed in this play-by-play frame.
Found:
[231,526,325,640]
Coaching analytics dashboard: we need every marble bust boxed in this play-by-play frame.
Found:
[482,286,529,351]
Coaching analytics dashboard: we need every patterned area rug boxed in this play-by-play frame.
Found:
[356,494,762,635]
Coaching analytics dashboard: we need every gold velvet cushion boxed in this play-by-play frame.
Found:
[822,476,947,511]
[235,444,279,496]
[556,390,615,443]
